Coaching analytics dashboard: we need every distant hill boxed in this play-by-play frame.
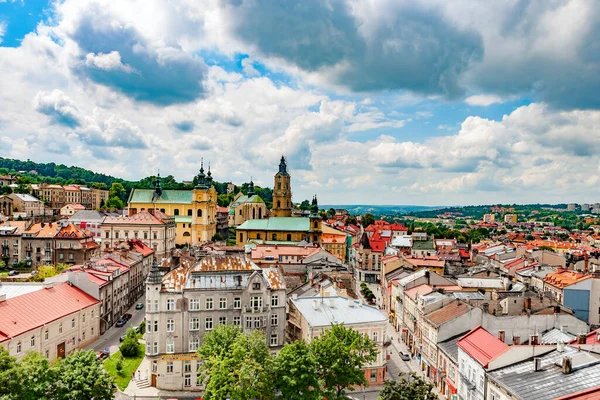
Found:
[322,204,444,216]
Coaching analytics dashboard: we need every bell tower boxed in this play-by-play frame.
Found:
[191,161,217,244]
[271,156,292,217]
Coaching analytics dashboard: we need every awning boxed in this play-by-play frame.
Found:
[445,378,457,394]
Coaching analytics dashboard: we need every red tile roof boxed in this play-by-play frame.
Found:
[0,283,99,342]
[569,328,600,345]
[457,326,509,368]
[554,386,600,400]
[104,210,166,225]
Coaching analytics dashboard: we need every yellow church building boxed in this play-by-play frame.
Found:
[236,157,323,246]
[127,165,217,246]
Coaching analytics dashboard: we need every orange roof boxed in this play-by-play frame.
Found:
[104,210,166,225]
[404,257,445,268]
[0,283,99,342]
[544,269,591,288]
[251,244,321,259]
[554,386,600,400]
[64,203,85,210]
[24,222,60,238]
[55,224,93,239]
[63,185,80,191]
[404,284,434,300]
[457,326,509,368]
[425,300,471,327]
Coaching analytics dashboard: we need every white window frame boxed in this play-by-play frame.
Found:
[271,314,278,326]
[189,338,199,352]
[166,319,174,332]
[271,295,279,307]
[189,318,200,331]
[205,317,213,330]
[166,298,175,311]
[189,298,200,311]
[234,297,241,309]
[219,297,227,309]
[206,297,213,310]
[270,334,278,347]
[166,341,175,354]
[233,316,241,326]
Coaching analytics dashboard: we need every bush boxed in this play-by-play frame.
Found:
[115,356,123,374]
[211,233,223,241]
[119,328,139,357]
[137,321,145,335]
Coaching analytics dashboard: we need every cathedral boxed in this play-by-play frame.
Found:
[127,163,217,246]
[235,156,323,246]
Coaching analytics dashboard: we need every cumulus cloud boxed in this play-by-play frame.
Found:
[77,114,147,149]
[465,94,505,106]
[33,90,82,127]
[85,51,135,72]
[0,21,6,44]
[191,136,213,151]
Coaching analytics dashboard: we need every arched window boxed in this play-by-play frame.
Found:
[272,233,277,240]
[313,221,318,229]
[278,181,281,189]
[252,208,256,219]
[258,208,262,219]
[174,209,179,216]
[187,209,192,216]
[183,232,191,237]
[286,234,291,241]
[277,200,281,208]
[160,208,165,213]
[197,209,202,217]
[239,233,243,242]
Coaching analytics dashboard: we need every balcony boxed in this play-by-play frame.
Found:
[459,372,476,391]
[243,305,270,314]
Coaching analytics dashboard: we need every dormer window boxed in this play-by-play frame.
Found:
[253,282,260,290]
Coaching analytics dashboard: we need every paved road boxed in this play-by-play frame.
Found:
[85,294,147,355]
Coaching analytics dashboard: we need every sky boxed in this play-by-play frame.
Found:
[0,0,599,206]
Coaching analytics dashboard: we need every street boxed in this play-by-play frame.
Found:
[85,294,147,355]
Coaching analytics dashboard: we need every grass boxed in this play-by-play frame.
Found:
[0,272,8,277]
[103,343,145,391]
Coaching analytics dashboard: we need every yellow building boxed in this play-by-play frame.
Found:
[321,224,348,260]
[127,166,217,246]
[271,156,292,217]
[228,180,268,227]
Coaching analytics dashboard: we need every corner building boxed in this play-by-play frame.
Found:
[144,255,286,391]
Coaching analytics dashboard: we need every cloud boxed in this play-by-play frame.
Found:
[33,90,82,127]
[223,0,483,98]
[85,51,135,72]
[465,94,505,106]
[0,21,6,44]
[241,57,260,77]
[191,136,213,151]
[173,120,195,132]
[77,114,147,149]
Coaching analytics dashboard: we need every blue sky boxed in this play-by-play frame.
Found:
[0,0,599,205]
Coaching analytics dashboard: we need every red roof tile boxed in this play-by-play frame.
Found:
[457,326,509,368]
[0,283,99,342]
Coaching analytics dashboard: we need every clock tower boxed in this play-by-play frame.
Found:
[271,156,292,217]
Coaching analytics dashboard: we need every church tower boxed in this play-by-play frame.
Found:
[271,156,292,217]
[191,161,217,244]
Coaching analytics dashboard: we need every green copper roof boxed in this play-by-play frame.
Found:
[129,189,192,204]
[174,216,193,223]
[237,217,310,232]
[412,239,435,250]
[233,194,265,205]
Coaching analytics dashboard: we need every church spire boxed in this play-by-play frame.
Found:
[195,159,208,189]
[152,171,162,201]
[248,178,255,196]
[146,257,162,285]
[206,162,213,186]
[278,155,289,176]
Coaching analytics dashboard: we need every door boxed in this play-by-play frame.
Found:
[57,342,65,359]
[151,374,157,387]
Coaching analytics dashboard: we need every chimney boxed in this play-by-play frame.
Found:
[554,306,561,314]
[498,330,505,342]
[525,297,532,310]
[534,357,542,372]
[530,334,539,345]
[577,334,587,344]
[312,300,319,310]
[0,294,6,303]
[562,357,573,375]
[560,325,566,332]
[329,298,335,308]
[466,295,471,305]
[348,298,354,307]
[557,342,565,352]
[513,335,520,345]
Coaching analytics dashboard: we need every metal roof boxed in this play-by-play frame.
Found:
[0,283,45,299]
[541,328,576,344]
[237,217,310,232]
[488,347,600,400]
[129,189,193,204]
[452,291,485,301]
[11,193,41,202]
[438,331,470,363]
[292,296,387,327]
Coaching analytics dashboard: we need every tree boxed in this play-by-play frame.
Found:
[115,356,123,374]
[327,208,336,218]
[198,325,274,400]
[0,347,20,399]
[299,200,310,211]
[109,182,126,201]
[274,340,321,400]
[106,196,124,210]
[346,215,357,225]
[51,350,115,400]
[378,373,437,400]
[15,351,53,400]
[311,324,378,397]
[212,233,223,241]
[361,213,375,228]
[119,328,139,357]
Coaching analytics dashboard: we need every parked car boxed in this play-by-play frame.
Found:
[399,352,411,361]
[119,335,126,342]
[96,351,110,360]
[123,313,132,321]
[8,270,18,276]
[135,303,144,310]
[115,318,126,328]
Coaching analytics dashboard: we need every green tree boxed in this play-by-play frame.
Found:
[50,350,115,400]
[198,325,274,400]
[274,340,321,400]
[106,196,124,210]
[0,347,20,399]
[16,351,53,400]
[115,356,123,374]
[109,182,126,201]
[346,215,358,225]
[361,213,375,228]
[119,328,139,357]
[212,233,223,241]
[378,373,437,400]
[311,324,378,397]
[299,200,310,211]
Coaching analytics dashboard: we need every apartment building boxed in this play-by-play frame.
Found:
[144,255,286,391]
[8,193,45,217]
[0,282,100,361]
[0,221,29,266]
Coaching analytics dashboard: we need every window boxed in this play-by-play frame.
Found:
[154,300,159,312]
[166,341,175,354]
[479,375,484,388]
[167,319,174,332]
[147,321,151,333]
[251,296,262,309]
[105,231,109,239]
[271,295,279,307]
[30,336,35,347]
[370,369,377,383]
[270,334,278,347]
[59,323,63,334]
[271,314,278,326]
[219,297,227,309]
[166,361,174,373]
[246,317,252,328]
[252,282,260,290]
[16,342,21,354]
[188,209,192,216]
[152,361,157,373]
[490,390,499,400]
[253,317,261,328]
[44,330,48,340]
[219,316,227,325]
[153,232,157,239]
[154,321,158,332]
[190,298,200,311]
[373,332,378,343]
[183,360,192,373]
[82,314,86,323]
[190,318,200,331]
[233,316,241,326]
[174,209,179,216]
[205,317,213,330]
[189,338,199,352]
[184,375,191,387]
[144,232,148,239]
[167,298,175,311]
[71,318,75,328]
[45,350,49,359]
[197,209,202,217]
[82,330,86,340]
[272,233,276,240]
[234,297,241,309]
[287,234,292,241]
[206,298,213,310]
[153,342,158,354]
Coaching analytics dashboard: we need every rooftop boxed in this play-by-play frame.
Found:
[11,193,41,202]
[292,296,387,327]
[438,331,470,363]
[0,283,45,299]
[104,210,170,225]
[237,217,310,232]
[0,283,99,342]
[457,326,509,368]
[425,300,472,327]
[129,189,193,204]
[544,269,591,288]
